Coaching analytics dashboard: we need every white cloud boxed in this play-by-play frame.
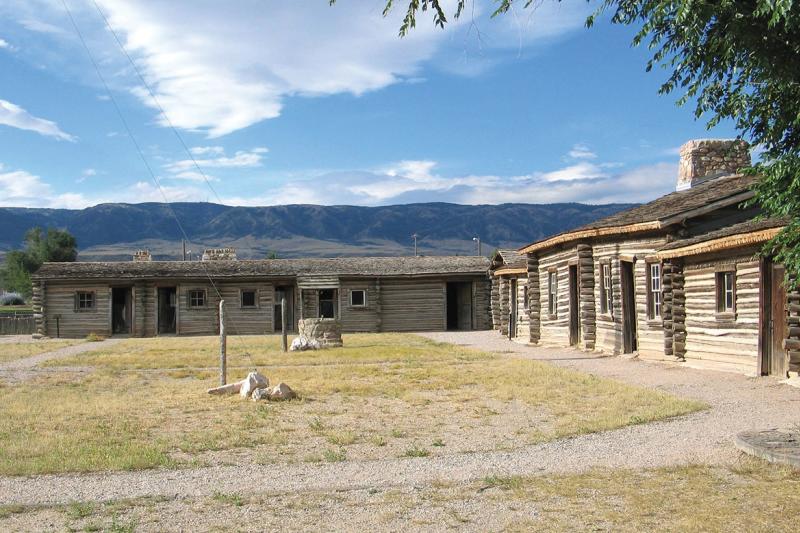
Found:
[0,99,76,141]
[567,143,597,160]
[5,1,587,138]
[0,38,10,49]
[164,147,267,178]
[76,168,97,183]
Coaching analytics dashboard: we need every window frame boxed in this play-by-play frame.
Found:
[647,262,662,320]
[600,262,613,316]
[188,289,207,309]
[74,290,96,312]
[349,288,367,308]
[240,288,258,309]
[547,269,558,317]
[715,270,736,315]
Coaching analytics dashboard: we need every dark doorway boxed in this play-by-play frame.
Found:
[761,260,788,376]
[509,279,518,338]
[318,289,337,318]
[274,285,295,332]
[568,265,580,346]
[620,260,638,353]
[112,287,132,335]
[158,287,177,334]
[446,282,473,331]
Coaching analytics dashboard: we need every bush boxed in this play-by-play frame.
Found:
[0,293,26,306]
[85,333,106,342]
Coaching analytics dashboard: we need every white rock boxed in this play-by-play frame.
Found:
[267,382,296,401]
[251,387,270,401]
[207,381,243,395]
[290,336,321,351]
[239,372,269,398]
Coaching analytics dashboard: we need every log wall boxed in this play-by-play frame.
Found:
[498,277,510,335]
[788,278,800,372]
[178,282,220,336]
[44,282,111,338]
[339,279,380,332]
[490,277,501,331]
[538,247,576,346]
[218,282,274,335]
[592,237,667,356]
[474,278,492,331]
[577,244,596,350]
[380,278,446,331]
[682,254,760,372]
[514,276,530,341]
[527,255,541,344]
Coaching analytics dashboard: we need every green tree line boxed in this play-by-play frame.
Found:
[0,228,77,298]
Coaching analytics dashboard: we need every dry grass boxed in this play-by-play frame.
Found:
[0,334,705,476]
[3,458,799,532]
[0,339,84,364]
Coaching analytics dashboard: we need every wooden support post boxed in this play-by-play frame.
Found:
[219,299,226,386]
[281,296,288,352]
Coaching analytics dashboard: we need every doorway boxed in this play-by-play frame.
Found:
[509,278,518,338]
[620,260,638,353]
[111,287,132,335]
[158,287,177,334]
[274,285,295,332]
[568,264,580,346]
[318,289,337,319]
[761,260,788,376]
[446,282,473,331]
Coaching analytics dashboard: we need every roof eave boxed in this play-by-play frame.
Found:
[656,227,783,260]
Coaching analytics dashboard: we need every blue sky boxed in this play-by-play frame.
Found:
[0,0,738,209]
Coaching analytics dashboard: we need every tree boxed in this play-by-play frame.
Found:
[0,227,78,296]
[334,0,800,283]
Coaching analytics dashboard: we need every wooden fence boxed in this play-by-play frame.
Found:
[0,316,35,335]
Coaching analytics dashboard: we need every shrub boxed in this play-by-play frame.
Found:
[0,293,25,306]
[85,333,106,342]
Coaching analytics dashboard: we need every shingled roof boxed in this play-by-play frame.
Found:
[519,173,758,253]
[492,249,527,269]
[656,217,786,259]
[33,256,491,281]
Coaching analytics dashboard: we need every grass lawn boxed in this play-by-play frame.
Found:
[2,458,798,532]
[0,339,85,364]
[0,334,705,476]
[0,305,32,313]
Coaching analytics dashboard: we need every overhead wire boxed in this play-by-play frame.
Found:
[59,0,257,369]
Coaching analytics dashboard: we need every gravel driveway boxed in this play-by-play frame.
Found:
[0,338,121,382]
[2,331,799,506]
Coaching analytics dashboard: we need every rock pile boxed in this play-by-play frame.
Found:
[290,318,343,351]
[206,371,297,401]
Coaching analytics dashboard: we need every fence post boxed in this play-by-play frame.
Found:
[219,300,226,386]
[281,297,288,352]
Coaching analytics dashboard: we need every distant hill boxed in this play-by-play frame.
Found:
[0,202,636,260]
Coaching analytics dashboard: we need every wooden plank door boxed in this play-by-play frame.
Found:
[770,263,788,376]
[509,279,517,338]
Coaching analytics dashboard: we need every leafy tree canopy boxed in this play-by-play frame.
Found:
[0,227,77,296]
[332,0,800,282]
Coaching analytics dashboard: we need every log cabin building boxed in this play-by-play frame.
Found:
[490,249,529,340]
[492,139,799,377]
[31,255,492,338]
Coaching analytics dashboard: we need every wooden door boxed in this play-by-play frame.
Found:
[509,279,518,338]
[568,265,580,346]
[620,260,638,354]
[458,282,473,331]
[765,262,788,376]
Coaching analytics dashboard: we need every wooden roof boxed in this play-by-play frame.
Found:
[519,173,758,253]
[656,218,786,259]
[33,256,491,281]
[491,249,527,270]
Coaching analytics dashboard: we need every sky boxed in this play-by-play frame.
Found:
[0,0,740,209]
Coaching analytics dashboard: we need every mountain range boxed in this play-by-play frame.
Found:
[0,202,635,260]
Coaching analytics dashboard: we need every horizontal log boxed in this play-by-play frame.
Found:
[785,339,800,351]
[789,327,800,338]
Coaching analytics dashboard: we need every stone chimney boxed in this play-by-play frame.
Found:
[677,139,750,191]
[202,248,237,261]
[133,250,152,262]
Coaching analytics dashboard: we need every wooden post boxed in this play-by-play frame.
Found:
[219,299,226,386]
[281,296,288,352]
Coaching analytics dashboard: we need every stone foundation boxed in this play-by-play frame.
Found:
[298,318,343,348]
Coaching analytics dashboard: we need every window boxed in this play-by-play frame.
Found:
[600,263,613,315]
[548,271,558,316]
[350,289,366,307]
[241,289,257,308]
[647,263,662,319]
[75,291,95,311]
[189,289,206,308]
[716,271,735,313]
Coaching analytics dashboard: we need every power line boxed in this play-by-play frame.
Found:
[59,0,253,364]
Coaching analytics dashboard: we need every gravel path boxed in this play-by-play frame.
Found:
[2,331,800,506]
[0,338,121,382]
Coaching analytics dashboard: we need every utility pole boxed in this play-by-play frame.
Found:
[281,296,288,352]
[473,236,482,256]
[412,233,418,256]
[182,239,186,261]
